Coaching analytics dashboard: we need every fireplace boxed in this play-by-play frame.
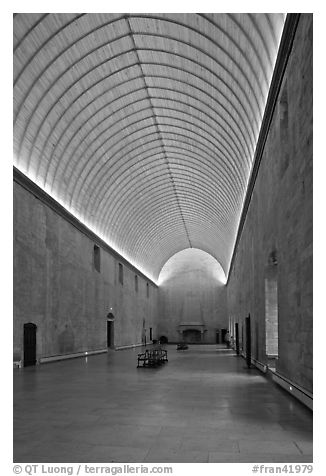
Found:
[182,329,201,343]
[178,323,207,343]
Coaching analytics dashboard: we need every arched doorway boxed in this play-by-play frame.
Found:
[107,313,115,348]
[221,328,228,343]
[23,323,37,367]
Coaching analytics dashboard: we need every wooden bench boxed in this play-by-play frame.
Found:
[137,346,168,368]
[177,343,188,350]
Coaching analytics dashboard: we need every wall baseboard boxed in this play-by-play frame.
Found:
[39,348,107,363]
[271,371,313,410]
[251,357,267,373]
[167,341,217,345]
[239,353,267,373]
[115,343,144,351]
[238,354,312,410]
[17,344,151,365]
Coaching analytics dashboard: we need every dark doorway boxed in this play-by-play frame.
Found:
[107,320,114,348]
[245,314,252,368]
[23,323,37,367]
[221,328,228,343]
[235,323,240,355]
[215,331,220,344]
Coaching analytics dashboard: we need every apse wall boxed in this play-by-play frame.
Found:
[227,15,312,394]
[158,249,227,343]
[13,180,158,362]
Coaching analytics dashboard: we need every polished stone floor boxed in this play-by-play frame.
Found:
[13,345,313,463]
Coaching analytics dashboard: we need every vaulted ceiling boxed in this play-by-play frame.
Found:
[13,13,286,282]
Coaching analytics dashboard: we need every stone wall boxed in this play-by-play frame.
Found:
[158,249,228,343]
[13,182,158,361]
[227,14,313,393]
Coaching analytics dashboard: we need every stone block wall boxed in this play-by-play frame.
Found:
[227,14,313,393]
[13,182,158,361]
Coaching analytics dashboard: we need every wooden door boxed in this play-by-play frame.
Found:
[107,321,113,348]
[23,323,37,367]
